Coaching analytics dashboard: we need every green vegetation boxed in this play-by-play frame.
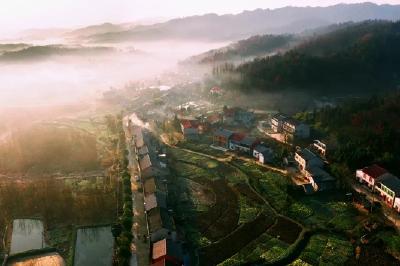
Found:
[107,115,133,266]
[0,125,100,174]
[297,94,400,177]
[189,34,294,64]
[214,21,400,94]
[299,234,353,265]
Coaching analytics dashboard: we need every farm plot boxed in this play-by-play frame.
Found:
[196,178,240,241]
[288,194,361,231]
[218,232,290,265]
[267,216,302,245]
[299,234,353,266]
[199,212,276,266]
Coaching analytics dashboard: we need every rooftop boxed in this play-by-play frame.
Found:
[307,166,335,183]
[138,145,149,156]
[180,119,199,129]
[144,178,157,195]
[361,164,388,179]
[147,207,174,233]
[214,128,234,139]
[296,148,321,162]
[272,113,287,121]
[139,154,152,171]
[144,192,167,211]
[379,173,400,195]
[231,132,246,142]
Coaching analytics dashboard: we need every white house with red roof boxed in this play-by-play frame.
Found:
[210,86,223,96]
[180,119,199,139]
[356,164,388,189]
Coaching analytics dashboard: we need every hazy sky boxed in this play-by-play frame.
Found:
[1,0,400,34]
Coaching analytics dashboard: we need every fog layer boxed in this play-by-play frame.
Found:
[0,40,226,107]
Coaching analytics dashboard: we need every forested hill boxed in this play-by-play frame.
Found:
[215,21,400,94]
[185,34,295,64]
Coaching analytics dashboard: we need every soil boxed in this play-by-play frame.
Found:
[196,178,240,241]
[267,216,302,244]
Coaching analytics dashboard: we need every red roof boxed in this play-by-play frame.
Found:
[180,120,199,129]
[362,164,387,179]
[231,132,246,142]
[224,108,236,117]
[210,87,222,93]
[152,239,167,260]
[207,114,221,123]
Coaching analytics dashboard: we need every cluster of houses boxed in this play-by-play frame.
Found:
[356,164,400,213]
[178,106,256,139]
[212,128,274,164]
[271,113,310,142]
[130,124,183,266]
[294,140,336,193]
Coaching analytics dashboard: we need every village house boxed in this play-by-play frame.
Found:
[305,166,336,191]
[311,140,328,157]
[253,144,274,164]
[394,197,400,213]
[271,113,310,140]
[229,133,259,155]
[210,86,223,96]
[222,107,255,127]
[271,113,287,133]
[139,154,165,179]
[144,192,168,211]
[147,207,176,242]
[144,177,167,196]
[295,148,324,172]
[213,128,234,149]
[132,126,145,149]
[180,120,200,139]
[151,239,183,266]
[282,118,310,139]
[375,173,400,208]
[206,113,222,126]
[356,164,388,190]
[138,145,150,157]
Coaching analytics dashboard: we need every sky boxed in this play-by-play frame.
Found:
[0,0,400,34]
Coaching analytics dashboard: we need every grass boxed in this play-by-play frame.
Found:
[234,160,291,212]
[238,196,260,224]
[288,194,361,231]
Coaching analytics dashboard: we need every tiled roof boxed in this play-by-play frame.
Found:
[180,120,199,129]
[140,154,152,171]
[145,192,167,211]
[297,148,320,162]
[144,178,157,195]
[379,173,400,195]
[138,145,149,156]
[307,166,335,183]
[148,207,174,233]
[231,132,246,142]
[272,113,287,121]
[214,128,233,138]
[361,164,388,179]
[152,239,167,260]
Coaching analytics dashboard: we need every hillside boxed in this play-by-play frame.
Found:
[0,43,30,53]
[65,22,129,38]
[214,20,400,94]
[86,3,400,42]
[0,44,115,62]
[186,34,295,64]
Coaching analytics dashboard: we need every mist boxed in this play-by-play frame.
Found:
[0,39,227,107]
